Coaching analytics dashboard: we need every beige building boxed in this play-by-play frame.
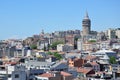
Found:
[107,28,116,39]
[115,28,120,39]
[77,40,97,51]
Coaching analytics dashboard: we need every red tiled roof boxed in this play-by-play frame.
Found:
[39,73,54,78]
[85,55,97,60]
[77,67,93,74]
[61,71,72,76]
[96,71,106,74]
[90,62,99,66]
[5,62,17,65]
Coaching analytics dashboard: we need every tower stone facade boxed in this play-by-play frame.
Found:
[82,12,91,36]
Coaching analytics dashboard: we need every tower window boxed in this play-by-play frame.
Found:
[15,74,19,78]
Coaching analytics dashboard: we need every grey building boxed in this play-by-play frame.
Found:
[37,39,49,50]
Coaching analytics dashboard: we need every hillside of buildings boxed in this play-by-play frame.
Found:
[0,13,120,80]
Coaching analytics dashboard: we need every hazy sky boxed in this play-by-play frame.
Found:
[0,0,120,40]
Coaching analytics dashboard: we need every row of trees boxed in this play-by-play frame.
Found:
[30,41,64,50]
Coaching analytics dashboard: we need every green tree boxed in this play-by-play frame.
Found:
[51,41,64,50]
[74,37,79,49]
[47,43,50,51]
[109,56,117,64]
[53,52,62,60]
[46,51,62,60]
[43,46,46,51]
[30,44,37,49]
[46,52,53,55]
[88,40,96,43]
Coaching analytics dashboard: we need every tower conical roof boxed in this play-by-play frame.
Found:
[84,11,89,19]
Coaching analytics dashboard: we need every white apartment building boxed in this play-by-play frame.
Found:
[106,28,116,39]
[91,49,117,64]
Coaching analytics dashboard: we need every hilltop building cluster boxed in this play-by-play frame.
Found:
[0,12,120,80]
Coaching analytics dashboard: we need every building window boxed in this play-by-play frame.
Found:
[34,73,38,75]
[15,74,19,78]
[8,74,11,78]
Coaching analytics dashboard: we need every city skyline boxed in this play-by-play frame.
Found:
[0,0,120,40]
